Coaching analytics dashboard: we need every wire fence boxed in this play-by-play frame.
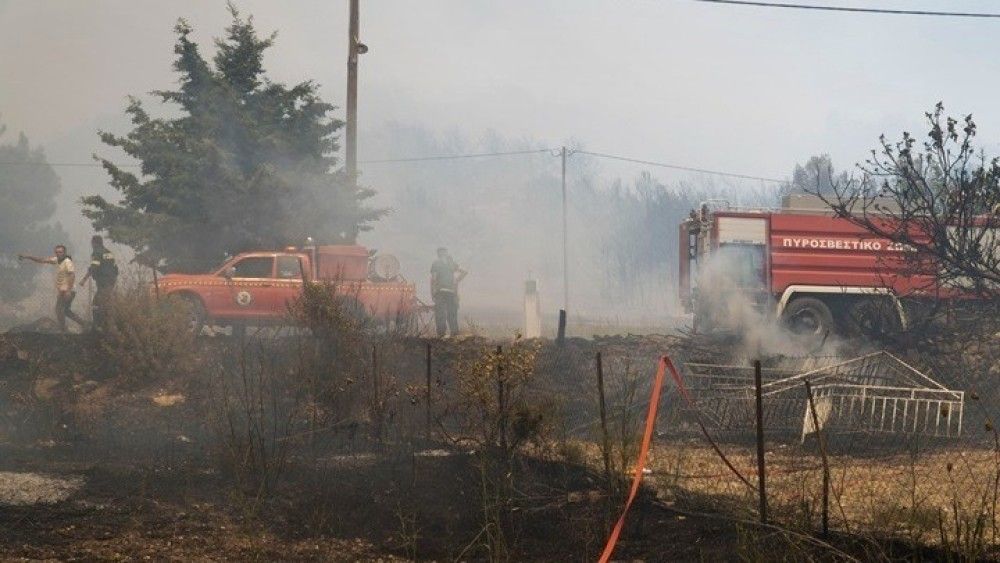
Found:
[650,348,1000,556]
[320,333,1000,556]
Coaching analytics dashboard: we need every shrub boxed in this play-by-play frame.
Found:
[97,281,196,388]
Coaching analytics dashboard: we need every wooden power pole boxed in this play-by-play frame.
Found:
[345,0,363,184]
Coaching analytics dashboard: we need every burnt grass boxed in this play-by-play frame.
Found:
[0,331,974,561]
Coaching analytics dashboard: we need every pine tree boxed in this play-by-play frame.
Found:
[0,127,68,304]
[83,7,382,272]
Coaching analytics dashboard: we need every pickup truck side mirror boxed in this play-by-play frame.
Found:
[224,267,236,280]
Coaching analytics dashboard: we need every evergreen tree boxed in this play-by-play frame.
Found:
[0,126,68,304]
[83,7,382,272]
[785,154,849,196]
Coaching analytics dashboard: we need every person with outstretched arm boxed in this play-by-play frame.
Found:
[18,245,87,332]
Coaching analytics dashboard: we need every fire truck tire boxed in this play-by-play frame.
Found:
[846,297,901,338]
[782,297,835,337]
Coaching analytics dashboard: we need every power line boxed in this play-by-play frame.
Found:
[0,150,554,168]
[0,148,787,183]
[575,150,786,184]
[359,148,554,163]
[689,0,1000,18]
[0,161,141,168]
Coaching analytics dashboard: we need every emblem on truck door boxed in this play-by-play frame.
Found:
[235,291,253,307]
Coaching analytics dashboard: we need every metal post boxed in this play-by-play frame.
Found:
[372,343,380,442]
[556,309,567,346]
[804,380,830,537]
[596,352,614,501]
[496,345,506,454]
[345,0,360,185]
[754,359,767,524]
[425,341,432,442]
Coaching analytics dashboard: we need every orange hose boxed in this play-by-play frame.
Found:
[598,356,667,563]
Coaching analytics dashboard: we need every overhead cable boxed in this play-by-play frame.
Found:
[575,150,786,183]
[360,148,553,163]
[0,161,139,168]
[689,0,1000,18]
[1,147,786,183]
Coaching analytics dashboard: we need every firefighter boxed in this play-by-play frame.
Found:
[18,245,87,332]
[430,247,467,337]
[79,235,118,329]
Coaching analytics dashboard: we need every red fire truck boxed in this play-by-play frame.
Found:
[678,195,940,336]
[156,242,416,333]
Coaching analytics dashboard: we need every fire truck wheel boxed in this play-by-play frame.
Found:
[847,298,901,338]
[782,297,834,337]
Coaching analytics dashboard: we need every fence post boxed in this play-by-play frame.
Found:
[496,345,507,454]
[754,359,767,524]
[556,309,567,346]
[372,343,381,443]
[804,379,830,537]
[596,352,614,503]
[425,341,432,443]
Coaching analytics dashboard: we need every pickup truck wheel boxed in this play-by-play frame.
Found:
[782,297,834,337]
[172,294,206,335]
[340,297,371,329]
[231,323,247,339]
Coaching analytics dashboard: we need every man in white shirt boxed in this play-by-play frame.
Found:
[18,245,87,332]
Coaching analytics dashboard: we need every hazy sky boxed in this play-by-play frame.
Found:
[3,0,1000,233]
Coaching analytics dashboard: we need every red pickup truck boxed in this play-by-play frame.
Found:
[156,243,416,332]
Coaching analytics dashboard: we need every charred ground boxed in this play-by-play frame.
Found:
[0,327,994,561]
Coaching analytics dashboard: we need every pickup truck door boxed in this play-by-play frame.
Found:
[270,255,306,318]
[221,256,275,320]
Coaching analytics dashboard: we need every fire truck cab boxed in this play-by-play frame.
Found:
[678,195,926,337]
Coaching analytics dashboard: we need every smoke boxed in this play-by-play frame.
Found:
[360,122,785,332]
[693,247,845,361]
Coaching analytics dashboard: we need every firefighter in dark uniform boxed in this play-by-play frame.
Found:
[79,235,118,329]
[430,247,466,337]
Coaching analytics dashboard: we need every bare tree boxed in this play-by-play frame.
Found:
[820,104,1000,322]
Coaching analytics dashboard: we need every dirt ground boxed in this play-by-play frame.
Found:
[0,332,749,561]
[0,330,984,561]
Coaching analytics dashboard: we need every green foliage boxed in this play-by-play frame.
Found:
[99,283,196,387]
[0,128,68,303]
[83,6,383,273]
[784,154,849,196]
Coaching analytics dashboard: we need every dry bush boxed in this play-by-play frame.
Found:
[97,282,196,388]
[211,341,299,506]
[286,282,375,444]
[439,336,547,561]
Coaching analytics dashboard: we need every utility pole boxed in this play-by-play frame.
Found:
[345,0,363,184]
[561,146,569,315]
